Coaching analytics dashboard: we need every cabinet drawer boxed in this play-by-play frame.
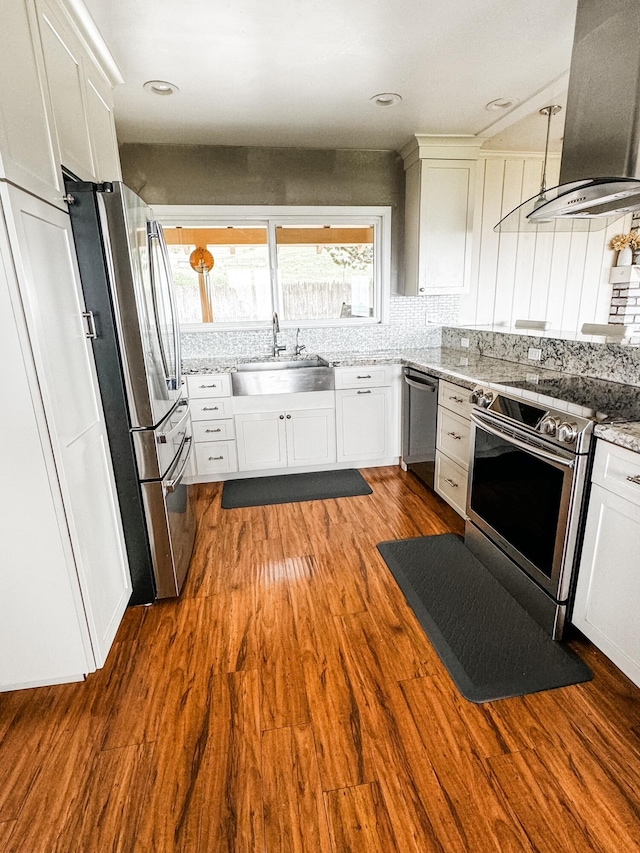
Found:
[192,418,235,443]
[186,374,231,398]
[335,365,393,389]
[436,407,471,469]
[190,397,233,420]
[194,441,238,475]
[593,440,640,507]
[438,379,473,419]
[435,452,468,517]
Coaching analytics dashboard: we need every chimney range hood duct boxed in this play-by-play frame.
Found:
[495,0,640,233]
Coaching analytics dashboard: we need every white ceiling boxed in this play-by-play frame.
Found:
[82,0,577,152]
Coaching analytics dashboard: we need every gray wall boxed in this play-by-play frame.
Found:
[119,143,405,292]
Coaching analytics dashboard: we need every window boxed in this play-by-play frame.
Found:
[155,206,391,328]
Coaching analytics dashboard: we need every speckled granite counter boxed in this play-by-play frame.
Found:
[182,347,565,389]
[182,348,640,452]
[594,423,640,454]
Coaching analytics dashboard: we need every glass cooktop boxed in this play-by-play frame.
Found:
[504,374,640,423]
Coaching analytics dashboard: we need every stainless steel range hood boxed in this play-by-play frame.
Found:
[496,0,640,232]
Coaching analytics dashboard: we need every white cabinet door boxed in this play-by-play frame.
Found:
[336,388,389,462]
[573,483,640,688]
[0,0,65,208]
[236,411,288,471]
[36,0,95,181]
[0,203,91,689]
[404,158,476,296]
[286,408,336,467]
[3,184,131,667]
[83,63,121,182]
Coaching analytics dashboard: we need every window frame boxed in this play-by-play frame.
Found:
[153,204,392,330]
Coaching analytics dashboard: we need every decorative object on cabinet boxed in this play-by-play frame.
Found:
[378,533,592,703]
[221,468,371,509]
[611,231,640,266]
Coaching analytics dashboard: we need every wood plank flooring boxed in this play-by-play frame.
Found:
[1,465,640,852]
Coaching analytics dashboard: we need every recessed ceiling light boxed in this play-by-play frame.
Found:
[485,97,519,111]
[143,80,179,96]
[370,92,402,108]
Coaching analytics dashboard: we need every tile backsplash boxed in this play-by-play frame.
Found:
[442,326,640,387]
[181,295,444,359]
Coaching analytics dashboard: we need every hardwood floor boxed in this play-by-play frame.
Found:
[1,466,640,852]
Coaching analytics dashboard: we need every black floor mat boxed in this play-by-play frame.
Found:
[222,468,372,509]
[377,533,592,703]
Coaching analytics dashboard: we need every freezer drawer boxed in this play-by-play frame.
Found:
[140,436,196,598]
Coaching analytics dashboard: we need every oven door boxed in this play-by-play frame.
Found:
[467,411,577,600]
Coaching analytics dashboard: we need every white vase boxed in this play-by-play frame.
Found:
[617,247,633,266]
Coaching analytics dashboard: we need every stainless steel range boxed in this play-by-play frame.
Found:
[465,379,620,640]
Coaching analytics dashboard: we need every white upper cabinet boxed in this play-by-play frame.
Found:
[35,0,122,184]
[0,0,122,208]
[37,0,94,181]
[401,136,482,296]
[0,0,64,208]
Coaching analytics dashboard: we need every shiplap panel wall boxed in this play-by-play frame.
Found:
[458,153,630,334]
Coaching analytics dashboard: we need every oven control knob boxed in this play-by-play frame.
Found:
[558,422,578,444]
[478,389,494,408]
[469,389,480,404]
[540,416,560,436]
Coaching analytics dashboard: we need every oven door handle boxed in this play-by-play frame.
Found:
[470,413,575,470]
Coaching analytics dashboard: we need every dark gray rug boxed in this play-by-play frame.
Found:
[377,533,592,703]
[222,468,372,509]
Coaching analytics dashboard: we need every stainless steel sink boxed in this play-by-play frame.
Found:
[236,357,327,371]
[232,358,334,395]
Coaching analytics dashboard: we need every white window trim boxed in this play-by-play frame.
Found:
[152,204,392,331]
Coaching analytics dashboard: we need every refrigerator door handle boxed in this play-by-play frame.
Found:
[149,221,182,393]
[165,436,193,493]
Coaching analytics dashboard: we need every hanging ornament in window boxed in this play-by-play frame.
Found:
[189,247,215,323]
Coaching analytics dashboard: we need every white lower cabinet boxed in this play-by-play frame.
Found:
[573,441,640,688]
[336,388,391,461]
[334,364,401,463]
[236,408,336,471]
[434,452,468,517]
[434,379,473,517]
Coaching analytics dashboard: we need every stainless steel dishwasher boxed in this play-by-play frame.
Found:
[402,367,439,489]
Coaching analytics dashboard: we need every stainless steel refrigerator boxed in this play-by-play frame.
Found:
[66,180,196,604]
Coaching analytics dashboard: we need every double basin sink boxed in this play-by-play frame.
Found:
[231,356,335,395]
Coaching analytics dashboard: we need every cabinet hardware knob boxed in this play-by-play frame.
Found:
[63,194,75,204]
[286,414,292,419]
[357,375,372,379]
[447,431,462,440]
[357,390,372,395]
[279,414,285,419]
[419,287,425,293]
[205,428,221,433]
[202,406,219,411]
[209,456,224,461]
[444,478,458,488]
[626,474,640,485]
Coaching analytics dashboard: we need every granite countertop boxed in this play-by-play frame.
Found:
[182,347,565,388]
[182,347,640,453]
[594,423,640,454]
